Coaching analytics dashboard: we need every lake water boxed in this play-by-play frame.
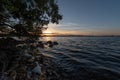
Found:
[41,37,120,80]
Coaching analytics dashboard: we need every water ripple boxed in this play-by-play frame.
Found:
[42,37,120,80]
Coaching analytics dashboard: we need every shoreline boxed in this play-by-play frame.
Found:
[0,34,120,37]
[0,37,67,80]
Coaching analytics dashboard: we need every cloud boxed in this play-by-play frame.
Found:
[45,22,89,31]
[57,22,80,27]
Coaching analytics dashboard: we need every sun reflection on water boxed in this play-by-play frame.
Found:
[39,37,53,41]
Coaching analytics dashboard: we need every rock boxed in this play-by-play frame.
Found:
[53,41,58,45]
[37,42,44,48]
[7,71,16,80]
[27,71,32,79]
[46,41,53,47]
[32,62,42,75]
[24,52,32,58]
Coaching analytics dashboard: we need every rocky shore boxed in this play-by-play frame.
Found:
[0,37,66,80]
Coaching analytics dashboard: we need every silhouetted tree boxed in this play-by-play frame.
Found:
[0,0,62,35]
[0,1,62,79]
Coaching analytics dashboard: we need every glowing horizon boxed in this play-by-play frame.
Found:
[43,23,120,36]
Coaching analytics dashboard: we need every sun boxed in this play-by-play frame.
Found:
[43,30,52,34]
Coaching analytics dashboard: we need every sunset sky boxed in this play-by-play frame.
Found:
[44,0,120,35]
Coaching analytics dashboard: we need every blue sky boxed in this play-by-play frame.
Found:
[46,0,120,35]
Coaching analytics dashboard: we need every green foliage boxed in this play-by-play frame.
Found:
[0,0,62,35]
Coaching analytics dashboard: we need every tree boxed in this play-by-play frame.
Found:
[0,0,62,35]
[0,1,62,79]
